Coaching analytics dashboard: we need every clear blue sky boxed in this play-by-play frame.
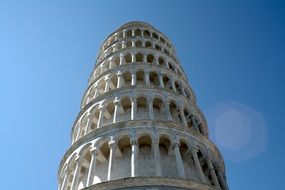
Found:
[0,1,284,189]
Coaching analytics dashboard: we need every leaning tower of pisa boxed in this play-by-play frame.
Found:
[58,21,229,190]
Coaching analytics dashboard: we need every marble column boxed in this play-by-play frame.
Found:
[172,142,185,178]
[153,139,162,176]
[97,106,105,128]
[131,97,137,120]
[70,156,83,190]
[104,77,110,93]
[158,74,164,88]
[60,168,68,190]
[180,107,188,128]
[191,147,207,183]
[171,79,177,92]
[145,72,150,85]
[165,101,172,120]
[148,97,154,119]
[190,114,199,132]
[130,138,138,177]
[117,71,123,88]
[131,72,136,86]
[206,157,220,188]
[119,53,125,65]
[113,99,120,123]
[86,148,98,186]
[216,165,229,190]
[107,140,115,180]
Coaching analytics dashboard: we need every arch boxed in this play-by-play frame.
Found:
[136,96,148,119]
[135,52,143,62]
[124,53,132,64]
[153,97,164,120]
[155,44,161,51]
[126,40,132,48]
[152,32,159,39]
[137,134,155,176]
[169,62,176,72]
[174,81,183,95]
[96,79,106,97]
[104,100,115,126]
[163,75,172,90]
[110,73,118,90]
[143,30,150,38]
[122,71,132,87]
[134,29,141,37]
[183,108,193,129]
[145,41,152,48]
[126,30,132,37]
[136,70,145,85]
[113,56,120,67]
[147,54,154,63]
[118,96,131,122]
[149,71,159,86]
[169,100,182,123]
[135,40,142,47]
[160,37,165,43]
[158,56,165,67]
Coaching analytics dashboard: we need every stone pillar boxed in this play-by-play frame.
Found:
[122,41,126,49]
[206,157,221,188]
[60,169,68,190]
[190,114,199,132]
[113,99,120,123]
[75,124,81,142]
[180,108,188,128]
[130,138,138,177]
[182,87,187,97]
[216,165,229,190]
[107,140,115,180]
[145,71,150,85]
[119,53,125,65]
[117,71,123,88]
[165,101,172,120]
[148,97,154,119]
[97,106,105,128]
[131,72,136,86]
[159,74,164,88]
[86,148,98,186]
[70,156,83,190]
[172,142,185,178]
[153,139,162,176]
[131,97,137,120]
[191,147,207,183]
[131,53,135,63]
[104,77,110,93]
[171,79,177,92]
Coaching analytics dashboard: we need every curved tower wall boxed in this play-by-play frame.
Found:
[58,21,229,190]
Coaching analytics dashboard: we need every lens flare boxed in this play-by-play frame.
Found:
[206,101,267,162]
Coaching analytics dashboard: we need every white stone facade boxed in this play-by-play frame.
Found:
[58,21,229,190]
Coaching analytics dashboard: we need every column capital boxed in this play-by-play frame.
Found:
[74,155,83,164]
[113,99,120,105]
[90,147,99,155]
[108,140,116,148]
[190,146,199,154]
[172,141,180,149]
[130,138,138,145]
[117,71,123,76]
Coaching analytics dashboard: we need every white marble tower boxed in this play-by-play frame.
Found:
[58,21,229,190]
